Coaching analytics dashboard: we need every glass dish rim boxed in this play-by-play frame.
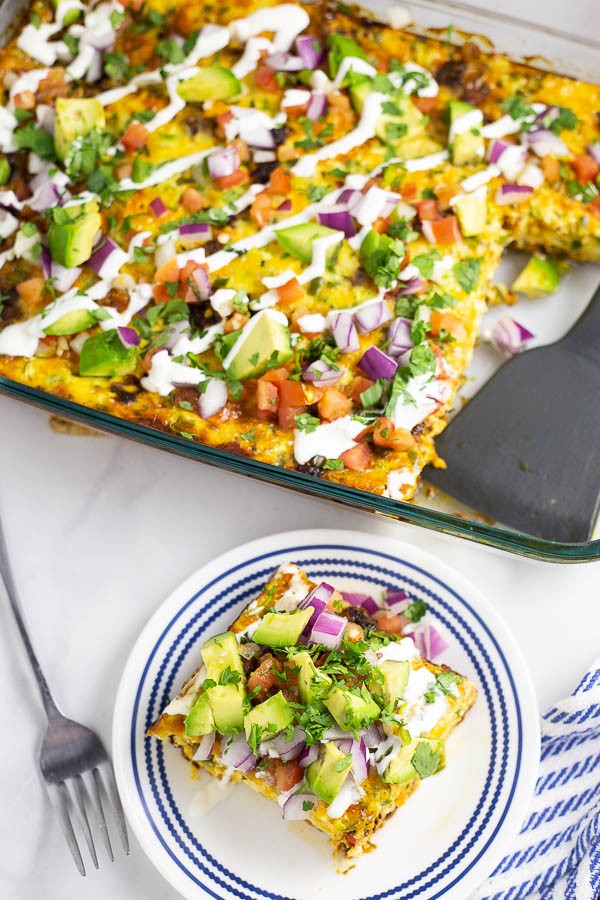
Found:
[2,375,598,563]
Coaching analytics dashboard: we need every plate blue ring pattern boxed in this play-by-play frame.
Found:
[130,544,522,900]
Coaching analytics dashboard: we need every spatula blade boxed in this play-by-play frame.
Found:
[425,344,600,543]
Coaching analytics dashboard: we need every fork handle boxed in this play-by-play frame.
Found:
[0,515,60,720]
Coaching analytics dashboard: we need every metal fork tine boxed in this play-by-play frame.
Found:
[90,767,114,862]
[49,782,86,877]
[73,775,98,869]
[100,761,130,855]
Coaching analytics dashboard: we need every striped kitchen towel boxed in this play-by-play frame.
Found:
[474,657,600,900]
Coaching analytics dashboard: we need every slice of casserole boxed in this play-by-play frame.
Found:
[148,563,477,857]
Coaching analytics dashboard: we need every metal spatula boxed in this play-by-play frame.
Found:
[424,283,600,543]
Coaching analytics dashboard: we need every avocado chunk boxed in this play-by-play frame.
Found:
[275,222,340,264]
[324,685,380,732]
[206,684,245,734]
[382,737,445,784]
[201,631,246,684]
[290,650,332,707]
[375,98,427,148]
[244,691,294,741]
[201,631,247,734]
[328,34,368,79]
[454,187,488,237]
[43,309,97,336]
[48,200,102,268]
[449,100,484,166]
[359,229,405,287]
[224,309,293,381]
[512,255,560,297]
[177,66,242,102]
[79,330,137,377]
[306,741,353,805]
[252,609,313,648]
[54,98,105,163]
[369,660,410,710]
[185,693,215,737]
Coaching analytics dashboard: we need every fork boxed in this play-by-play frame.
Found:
[0,515,129,875]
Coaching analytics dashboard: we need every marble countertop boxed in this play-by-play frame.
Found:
[2,3,599,898]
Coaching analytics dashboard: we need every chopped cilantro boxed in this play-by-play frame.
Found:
[295,413,320,433]
[436,671,460,694]
[157,38,186,65]
[411,741,440,779]
[240,429,257,442]
[403,599,427,622]
[335,753,353,773]
[411,250,441,280]
[307,184,328,203]
[302,799,315,811]
[14,122,56,161]
[67,128,112,179]
[453,258,481,294]
[104,51,132,82]
[360,378,385,408]
[409,342,436,378]
[218,666,242,686]
[323,458,344,470]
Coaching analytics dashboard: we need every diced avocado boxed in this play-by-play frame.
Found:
[391,135,442,160]
[43,309,96,336]
[253,609,313,648]
[177,66,242,103]
[0,157,10,185]
[454,188,487,237]
[225,310,293,381]
[449,100,484,166]
[306,741,352,805]
[275,222,340,264]
[48,200,102,268]
[328,34,368,79]
[375,97,427,147]
[206,684,245,734]
[370,660,410,710]
[512,255,560,297]
[244,690,294,740]
[382,738,445,784]
[54,98,105,163]
[79,330,137,377]
[349,79,373,115]
[185,693,215,737]
[324,685,380,732]
[290,650,332,707]
[51,0,81,23]
[201,631,246,684]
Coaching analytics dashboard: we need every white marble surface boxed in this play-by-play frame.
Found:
[2,1,600,898]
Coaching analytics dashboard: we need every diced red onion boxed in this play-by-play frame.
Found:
[329,311,359,353]
[302,358,342,385]
[308,610,347,649]
[192,732,215,761]
[588,141,600,165]
[405,622,448,661]
[155,238,177,269]
[386,589,410,612]
[340,591,378,616]
[523,129,568,158]
[427,624,449,660]
[306,92,327,122]
[265,52,304,71]
[271,725,305,762]
[536,105,559,126]
[299,744,319,767]
[358,346,398,381]
[386,317,413,356]
[295,35,325,69]
[488,316,534,354]
[117,326,140,348]
[335,738,352,754]
[318,205,355,237]
[207,146,240,180]
[41,245,52,278]
[221,732,256,772]
[349,738,368,785]
[52,261,81,292]
[338,189,362,209]
[162,319,189,351]
[36,105,55,134]
[354,300,393,335]
[323,726,352,740]
[361,723,382,749]
[178,223,212,245]
[282,792,316,820]
[87,236,120,275]
[29,179,62,212]
[397,276,423,296]
[150,197,168,218]
[277,198,292,212]
[495,183,534,205]
[198,379,228,418]
[300,582,335,634]
[243,126,276,150]
[190,266,211,300]
[487,139,512,164]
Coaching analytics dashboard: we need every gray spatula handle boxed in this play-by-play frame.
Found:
[562,282,600,353]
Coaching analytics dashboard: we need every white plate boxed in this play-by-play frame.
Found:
[112,529,540,900]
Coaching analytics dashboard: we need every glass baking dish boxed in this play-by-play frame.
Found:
[2,0,600,563]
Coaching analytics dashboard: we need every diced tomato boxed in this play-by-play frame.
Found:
[326,589,344,612]
[36,68,68,104]
[348,376,375,404]
[224,312,249,333]
[589,196,600,218]
[301,383,325,405]
[340,442,371,471]
[372,216,389,233]
[257,379,279,413]
[279,379,306,408]
[250,192,277,227]
[218,168,248,189]
[427,215,462,245]
[274,761,304,793]
[435,184,464,211]
[13,91,35,109]
[375,610,408,635]
[416,199,440,221]
[261,367,289,384]
[155,256,179,284]
[247,654,281,701]
[120,0,144,9]
[121,122,149,151]
[215,110,234,139]
[179,260,203,284]
[114,163,133,180]
[276,278,303,305]
[572,154,600,184]
[278,405,305,430]
[254,65,279,93]
[317,388,352,422]
[372,417,416,451]
[17,277,45,311]
[269,167,291,194]
[181,187,207,213]
[401,182,419,202]
[412,95,439,114]
[541,156,560,184]
[430,309,467,341]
